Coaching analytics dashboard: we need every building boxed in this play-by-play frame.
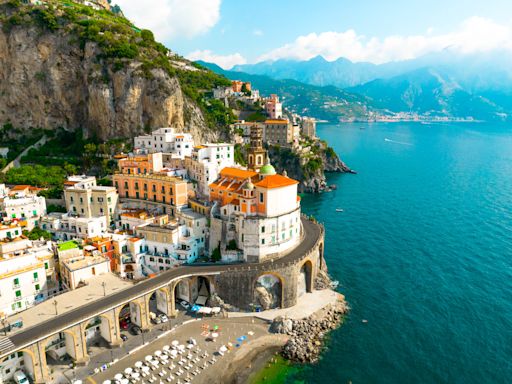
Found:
[301,117,316,138]
[184,143,235,198]
[134,128,194,159]
[264,119,293,145]
[0,185,47,230]
[0,231,57,317]
[64,176,118,226]
[40,213,108,241]
[213,86,233,99]
[117,152,164,174]
[59,249,111,290]
[247,124,268,171]
[265,94,283,119]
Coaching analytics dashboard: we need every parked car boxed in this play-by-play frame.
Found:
[159,314,169,323]
[152,316,161,324]
[120,334,128,342]
[131,326,142,335]
[14,371,29,384]
[180,300,190,309]
[120,321,129,330]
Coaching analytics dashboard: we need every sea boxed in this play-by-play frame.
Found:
[258,122,512,384]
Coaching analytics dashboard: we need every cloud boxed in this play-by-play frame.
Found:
[114,0,221,41]
[253,29,264,36]
[186,50,247,69]
[257,17,512,64]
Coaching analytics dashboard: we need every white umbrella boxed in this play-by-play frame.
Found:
[211,332,219,338]
[141,366,150,373]
[172,340,179,347]
[135,361,143,368]
[179,344,185,351]
[154,350,162,356]
[114,373,124,380]
[219,345,228,353]
[120,380,129,384]
[187,344,194,349]
[160,354,169,360]
[170,350,178,357]
[102,381,111,384]
[124,367,133,375]
[163,345,170,351]
[131,372,140,379]
[145,355,153,362]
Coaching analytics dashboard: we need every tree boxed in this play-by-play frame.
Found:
[23,227,52,241]
[211,243,221,262]
[63,162,78,176]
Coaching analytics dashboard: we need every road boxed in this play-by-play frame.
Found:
[2,218,321,358]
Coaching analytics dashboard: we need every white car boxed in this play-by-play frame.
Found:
[180,300,190,309]
[159,314,169,323]
[14,371,29,384]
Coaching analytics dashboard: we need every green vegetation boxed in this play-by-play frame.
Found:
[0,123,45,162]
[0,1,236,135]
[211,243,221,262]
[2,165,67,188]
[47,204,67,213]
[234,144,247,166]
[23,227,52,241]
[226,239,238,250]
[303,158,323,176]
[246,111,267,122]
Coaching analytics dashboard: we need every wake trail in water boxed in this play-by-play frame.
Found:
[384,138,413,146]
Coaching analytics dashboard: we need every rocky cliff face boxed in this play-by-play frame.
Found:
[0,16,216,142]
[268,143,352,193]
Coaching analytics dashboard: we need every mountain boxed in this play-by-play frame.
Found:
[0,1,233,141]
[197,61,375,122]
[348,67,506,120]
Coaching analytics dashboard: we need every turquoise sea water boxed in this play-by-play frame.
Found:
[292,122,512,384]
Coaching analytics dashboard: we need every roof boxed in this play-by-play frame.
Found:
[219,167,257,179]
[264,119,289,124]
[10,185,31,191]
[58,241,80,251]
[255,174,299,189]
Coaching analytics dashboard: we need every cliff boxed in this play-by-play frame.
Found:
[0,1,233,141]
[268,140,352,193]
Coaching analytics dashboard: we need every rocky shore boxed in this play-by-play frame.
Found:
[270,294,349,363]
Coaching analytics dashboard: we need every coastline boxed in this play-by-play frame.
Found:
[218,291,349,383]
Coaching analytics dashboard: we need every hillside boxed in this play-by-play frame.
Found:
[348,67,507,121]
[198,61,375,122]
[0,0,234,141]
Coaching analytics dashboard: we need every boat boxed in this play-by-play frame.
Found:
[336,208,344,212]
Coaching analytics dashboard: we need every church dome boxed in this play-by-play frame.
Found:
[259,164,276,176]
[244,181,255,190]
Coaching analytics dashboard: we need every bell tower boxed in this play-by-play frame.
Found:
[247,124,267,171]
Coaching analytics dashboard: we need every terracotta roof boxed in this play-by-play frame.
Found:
[128,237,141,243]
[255,174,298,189]
[10,185,31,191]
[219,167,257,179]
[264,119,289,124]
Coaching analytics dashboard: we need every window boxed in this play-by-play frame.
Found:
[107,197,111,203]
[149,257,155,262]
[261,226,265,233]
[259,193,264,203]
[33,272,38,281]
[79,197,83,204]
[13,278,20,287]
[44,262,49,270]
[261,238,265,245]
[35,284,40,291]
[124,182,128,188]
[15,290,21,298]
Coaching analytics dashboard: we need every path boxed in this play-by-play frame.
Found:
[1,135,47,173]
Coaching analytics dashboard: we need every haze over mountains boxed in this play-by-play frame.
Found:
[225,51,512,121]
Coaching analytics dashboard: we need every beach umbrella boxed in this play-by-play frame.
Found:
[102,381,111,384]
[114,373,124,380]
[154,350,162,356]
[211,332,219,338]
[124,367,133,375]
[131,372,140,379]
[120,380,129,384]
[213,325,219,330]
[187,344,194,349]
[142,366,150,373]
[163,345,170,351]
[170,350,178,357]
[172,340,179,347]
[145,355,153,362]
[135,361,143,368]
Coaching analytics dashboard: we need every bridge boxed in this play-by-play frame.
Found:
[0,218,324,383]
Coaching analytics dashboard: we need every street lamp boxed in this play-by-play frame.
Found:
[101,281,107,296]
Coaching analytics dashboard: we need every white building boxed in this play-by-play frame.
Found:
[40,213,107,241]
[0,186,47,230]
[59,252,111,290]
[184,143,235,198]
[301,117,317,138]
[134,128,194,159]
[0,234,57,317]
[209,164,301,263]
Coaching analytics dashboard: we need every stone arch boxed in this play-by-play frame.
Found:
[298,260,313,296]
[0,348,37,382]
[253,271,285,310]
[191,275,214,305]
[173,278,192,305]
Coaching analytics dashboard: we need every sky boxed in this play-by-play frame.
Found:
[114,0,512,68]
